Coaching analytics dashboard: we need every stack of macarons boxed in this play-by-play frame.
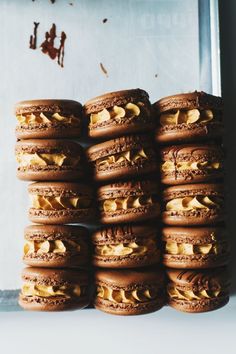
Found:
[153,91,230,313]
[85,89,166,315]
[15,99,95,311]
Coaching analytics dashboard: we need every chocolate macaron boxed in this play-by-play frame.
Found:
[94,268,166,315]
[160,144,224,185]
[84,89,154,139]
[154,91,223,144]
[23,225,89,268]
[167,268,230,313]
[19,267,90,311]
[92,224,160,268]
[16,139,85,181]
[28,182,95,224]
[162,227,229,269]
[162,183,224,226]
[98,180,160,224]
[87,134,158,182]
[15,99,83,139]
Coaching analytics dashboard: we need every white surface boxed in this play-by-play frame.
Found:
[0,298,236,354]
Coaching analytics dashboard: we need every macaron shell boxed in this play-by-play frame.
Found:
[28,181,93,196]
[16,126,82,140]
[168,295,229,313]
[23,253,89,268]
[162,253,229,269]
[17,169,84,182]
[162,210,224,226]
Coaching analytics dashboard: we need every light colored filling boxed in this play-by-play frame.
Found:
[162,160,221,172]
[166,196,222,211]
[16,153,80,167]
[102,195,155,212]
[97,149,148,168]
[160,109,213,126]
[165,241,226,255]
[16,112,80,126]
[31,195,91,210]
[168,285,222,300]
[95,238,157,257]
[24,239,81,255]
[90,103,141,125]
[97,285,158,304]
[22,283,82,298]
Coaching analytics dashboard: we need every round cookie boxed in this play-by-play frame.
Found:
[160,144,224,185]
[94,268,166,315]
[84,89,154,139]
[166,268,230,313]
[162,226,229,269]
[98,180,160,224]
[28,182,95,224]
[92,224,160,268]
[19,267,90,311]
[87,134,158,182]
[154,91,223,144]
[162,183,224,226]
[15,99,83,139]
[23,225,90,268]
[16,139,85,181]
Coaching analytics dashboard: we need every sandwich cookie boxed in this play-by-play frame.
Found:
[16,139,85,181]
[19,267,90,311]
[28,182,95,224]
[98,180,160,224]
[154,91,223,144]
[23,225,89,268]
[87,134,158,182]
[15,99,83,139]
[162,227,229,269]
[167,268,230,313]
[160,144,224,185]
[162,183,224,226]
[94,268,166,315]
[92,224,160,268]
[84,89,154,139]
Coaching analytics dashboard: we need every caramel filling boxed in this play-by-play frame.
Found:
[166,196,222,211]
[162,161,221,172]
[90,103,141,125]
[22,283,82,298]
[31,195,91,210]
[24,239,81,255]
[16,153,80,167]
[102,195,155,212]
[16,112,80,126]
[95,238,157,257]
[97,285,158,304]
[160,109,214,126]
[165,241,227,255]
[97,149,148,168]
[168,285,222,300]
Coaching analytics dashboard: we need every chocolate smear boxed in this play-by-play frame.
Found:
[100,62,108,77]
[40,23,66,67]
[29,22,40,50]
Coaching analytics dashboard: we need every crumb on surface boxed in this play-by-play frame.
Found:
[155,74,158,78]
[100,62,108,77]
[103,18,108,23]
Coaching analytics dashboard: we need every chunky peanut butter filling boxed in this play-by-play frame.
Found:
[162,160,221,172]
[167,285,222,300]
[102,195,155,212]
[165,241,227,255]
[97,149,148,168]
[22,283,82,298]
[160,109,214,126]
[16,153,80,167]
[17,112,80,126]
[31,195,91,210]
[97,285,158,304]
[24,239,81,255]
[90,103,141,125]
[95,238,157,257]
[166,196,222,212]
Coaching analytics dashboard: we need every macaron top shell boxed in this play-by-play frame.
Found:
[96,268,165,289]
[162,226,226,244]
[15,99,82,116]
[84,89,150,114]
[163,183,224,201]
[24,224,88,241]
[28,182,93,197]
[153,91,223,114]
[161,144,224,162]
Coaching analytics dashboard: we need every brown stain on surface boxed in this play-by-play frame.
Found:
[29,22,40,49]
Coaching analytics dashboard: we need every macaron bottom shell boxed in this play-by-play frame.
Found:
[29,208,96,224]
[168,295,229,313]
